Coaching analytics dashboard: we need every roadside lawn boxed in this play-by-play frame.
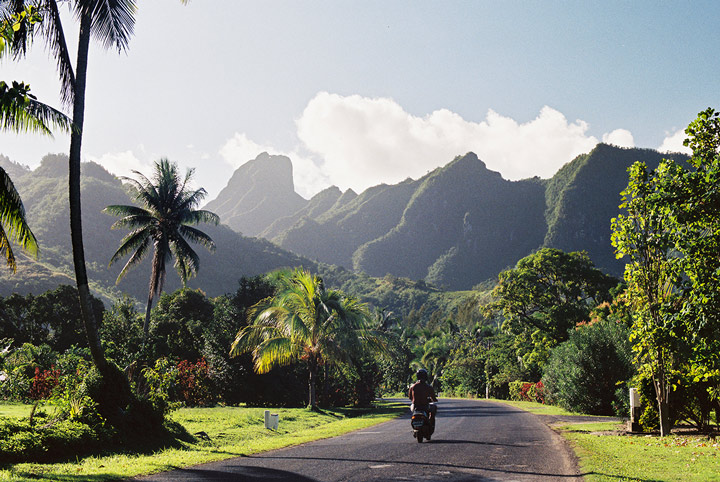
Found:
[0,401,406,481]
[492,399,720,482]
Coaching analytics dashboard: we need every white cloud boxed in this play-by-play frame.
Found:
[658,128,692,154]
[218,133,270,169]
[92,150,153,179]
[602,129,635,148]
[217,93,645,198]
[295,92,607,193]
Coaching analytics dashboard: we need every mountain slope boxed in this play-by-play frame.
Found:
[353,153,547,288]
[542,144,688,276]
[203,152,307,236]
[273,179,420,268]
[0,154,314,305]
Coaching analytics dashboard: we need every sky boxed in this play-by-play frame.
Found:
[1,1,718,200]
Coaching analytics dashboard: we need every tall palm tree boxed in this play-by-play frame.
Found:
[230,268,386,408]
[104,159,219,339]
[2,0,137,374]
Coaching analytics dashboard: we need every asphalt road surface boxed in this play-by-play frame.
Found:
[134,398,582,481]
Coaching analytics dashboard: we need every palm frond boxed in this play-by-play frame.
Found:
[178,225,215,251]
[0,166,38,271]
[43,0,75,107]
[181,208,219,226]
[170,234,200,284]
[109,225,151,264]
[0,225,16,272]
[0,81,71,136]
[254,337,298,374]
[74,0,136,52]
[111,230,150,282]
[177,187,207,212]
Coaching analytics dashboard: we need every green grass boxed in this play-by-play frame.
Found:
[491,399,720,481]
[562,422,720,481]
[0,403,34,419]
[0,401,406,482]
[487,398,581,416]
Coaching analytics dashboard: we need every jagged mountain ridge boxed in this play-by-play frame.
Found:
[0,154,314,305]
[210,145,689,289]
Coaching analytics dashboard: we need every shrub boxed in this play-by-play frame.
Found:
[0,416,106,463]
[30,365,61,399]
[509,380,545,403]
[542,320,634,415]
[176,358,215,407]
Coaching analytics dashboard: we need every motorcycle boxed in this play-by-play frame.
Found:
[410,401,436,443]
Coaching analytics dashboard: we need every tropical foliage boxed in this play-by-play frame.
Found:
[231,268,386,407]
[104,159,219,337]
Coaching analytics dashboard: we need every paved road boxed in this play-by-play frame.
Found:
[135,399,582,481]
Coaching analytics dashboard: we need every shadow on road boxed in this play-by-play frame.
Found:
[426,438,520,447]
[137,465,318,481]
[245,453,582,480]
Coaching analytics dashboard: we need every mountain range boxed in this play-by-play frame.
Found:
[210,145,687,290]
[0,144,688,307]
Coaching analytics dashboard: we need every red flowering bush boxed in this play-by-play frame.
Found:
[510,380,545,404]
[176,358,215,407]
[30,365,61,400]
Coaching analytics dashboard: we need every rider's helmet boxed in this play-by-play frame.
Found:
[416,368,428,381]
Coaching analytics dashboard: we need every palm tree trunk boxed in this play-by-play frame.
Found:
[69,12,106,375]
[143,292,154,337]
[308,360,317,408]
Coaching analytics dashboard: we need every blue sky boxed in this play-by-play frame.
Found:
[1,1,718,199]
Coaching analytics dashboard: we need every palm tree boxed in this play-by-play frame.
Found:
[2,0,137,374]
[0,79,72,272]
[230,268,386,408]
[104,159,219,339]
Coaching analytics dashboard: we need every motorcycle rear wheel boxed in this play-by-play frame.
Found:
[416,433,423,443]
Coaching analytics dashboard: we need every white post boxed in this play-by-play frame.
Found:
[264,410,270,429]
[628,388,641,432]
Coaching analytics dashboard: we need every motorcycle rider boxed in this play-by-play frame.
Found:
[408,368,437,427]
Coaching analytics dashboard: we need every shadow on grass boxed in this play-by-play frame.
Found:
[0,420,195,469]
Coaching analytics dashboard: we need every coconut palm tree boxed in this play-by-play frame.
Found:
[230,268,386,408]
[2,0,138,374]
[104,159,219,339]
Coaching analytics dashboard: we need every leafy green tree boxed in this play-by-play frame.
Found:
[542,320,634,415]
[100,296,142,368]
[441,330,487,397]
[230,268,385,408]
[611,160,683,435]
[612,108,720,434]
[149,288,214,361]
[491,248,617,373]
[493,248,617,343]
[104,159,219,339]
[0,285,104,351]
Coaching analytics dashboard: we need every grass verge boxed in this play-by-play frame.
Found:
[562,422,720,481]
[491,399,720,482]
[0,401,406,482]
